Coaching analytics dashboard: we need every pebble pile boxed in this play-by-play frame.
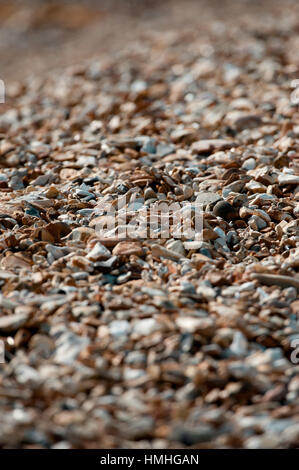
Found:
[0,0,299,449]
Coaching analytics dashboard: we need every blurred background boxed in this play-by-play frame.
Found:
[1,0,161,81]
[0,0,298,82]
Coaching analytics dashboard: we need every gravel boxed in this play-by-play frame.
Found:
[0,0,298,450]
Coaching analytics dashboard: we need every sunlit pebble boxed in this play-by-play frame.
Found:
[185,93,194,102]
[0,0,298,450]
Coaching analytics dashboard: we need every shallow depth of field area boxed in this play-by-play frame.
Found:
[0,0,299,449]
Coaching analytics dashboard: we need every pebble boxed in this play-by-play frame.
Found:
[133,318,159,336]
[248,215,268,230]
[52,328,90,365]
[166,239,186,256]
[112,241,143,256]
[195,191,222,207]
[242,158,256,170]
[86,242,111,261]
[278,173,299,185]
[140,137,156,154]
[0,312,29,332]
[171,424,215,445]
[191,139,236,154]
[1,0,298,450]
[156,143,176,157]
[9,176,24,190]
[152,244,185,261]
[251,273,299,290]
[72,305,101,318]
[176,317,215,335]
[46,244,70,260]
[213,200,238,220]
[230,331,248,356]
[144,187,157,200]
[109,320,131,337]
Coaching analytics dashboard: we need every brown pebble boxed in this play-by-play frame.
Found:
[213,201,238,220]
[251,273,299,290]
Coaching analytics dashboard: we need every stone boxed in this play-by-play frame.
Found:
[278,173,299,185]
[133,318,159,335]
[86,242,111,261]
[152,244,185,261]
[171,424,215,445]
[52,327,90,365]
[0,1,298,450]
[176,317,215,336]
[251,273,299,290]
[242,158,256,170]
[166,239,186,256]
[9,176,24,190]
[0,312,29,332]
[195,192,222,207]
[213,200,238,220]
[191,139,236,154]
[230,331,248,356]
[112,242,144,256]
[109,320,131,337]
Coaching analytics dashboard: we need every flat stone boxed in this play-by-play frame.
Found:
[0,312,29,332]
[152,244,185,261]
[112,241,144,256]
[278,173,299,185]
[109,320,131,337]
[133,318,159,335]
[251,273,299,290]
[191,139,237,154]
[176,316,215,335]
[195,191,222,207]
